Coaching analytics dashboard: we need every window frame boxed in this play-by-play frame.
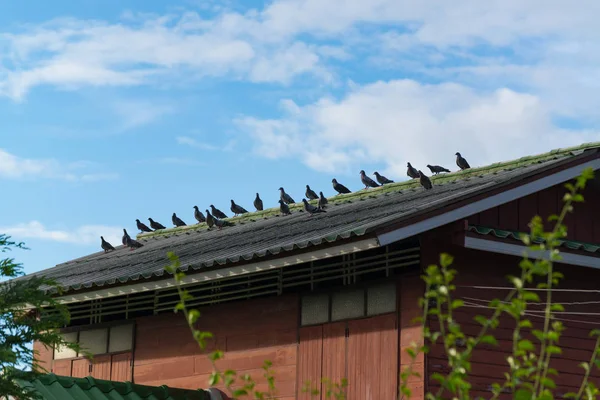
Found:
[53,321,135,361]
[299,279,397,327]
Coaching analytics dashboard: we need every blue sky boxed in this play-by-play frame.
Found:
[1,0,599,275]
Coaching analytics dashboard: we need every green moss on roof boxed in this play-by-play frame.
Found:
[138,141,600,240]
[16,373,210,400]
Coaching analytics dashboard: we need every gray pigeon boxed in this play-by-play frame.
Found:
[172,213,187,227]
[407,163,419,179]
[360,170,380,189]
[193,206,206,223]
[455,152,471,170]
[303,198,326,216]
[318,191,328,209]
[427,164,451,175]
[101,236,115,253]
[305,185,319,200]
[148,218,166,230]
[214,216,234,230]
[205,209,215,229]
[332,178,351,194]
[210,205,228,219]
[373,172,394,185]
[230,200,249,216]
[254,193,264,211]
[125,236,144,250]
[279,199,291,215]
[122,229,131,246]
[136,219,152,233]
[418,170,433,190]
[279,187,295,204]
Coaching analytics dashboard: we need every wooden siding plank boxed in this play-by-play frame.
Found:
[347,314,398,400]
[51,359,72,377]
[478,206,499,228]
[518,192,538,232]
[297,326,323,400]
[71,359,89,378]
[537,186,559,231]
[322,322,347,398]
[498,200,519,231]
[33,341,53,373]
[111,352,132,381]
[91,354,111,380]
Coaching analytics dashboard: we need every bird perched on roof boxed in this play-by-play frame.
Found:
[214,216,234,230]
[254,193,264,211]
[427,164,451,175]
[373,172,394,185]
[210,205,228,219]
[148,218,166,230]
[125,236,144,250]
[455,152,471,170]
[303,198,326,216]
[136,219,153,233]
[172,213,187,227]
[122,229,131,246]
[360,170,380,189]
[279,199,291,215]
[305,185,318,200]
[100,236,115,253]
[205,209,215,229]
[279,187,295,204]
[418,170,433,190]
[230,200,249,216]
[193,206,206,223]
[332,178,351,194]
[407,162,419,179]
[318,191,328,209]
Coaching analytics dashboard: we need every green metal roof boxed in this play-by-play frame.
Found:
[15,374,210,400]
[140,141,600,239]
[468,225,600,254]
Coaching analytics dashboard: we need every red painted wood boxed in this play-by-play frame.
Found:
[90,354,111,380]
[322,322,346,397]
[33,341,53,373]
[518,192,538,232]
[51,359,72,377]
[71,359,89,378]
[297,326,322,400]
[111,352,132,381]
[498,200,519,231]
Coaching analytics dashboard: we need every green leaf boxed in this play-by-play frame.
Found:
[547,345,562,355]
[519,320,533,329]
[518,339,535,352]
[208,371,220,386]
[515,388,533,400]
[451,299,464,309]
[232,389,249,397]
[480,335,498,346]
[542,377,556,389]
[474,315,488,326]
[174,302,185,312]
[440,253,454,268]
[551,303,565,312]
[188,309,200,325]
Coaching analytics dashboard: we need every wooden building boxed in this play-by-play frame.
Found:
[26,143,600,399]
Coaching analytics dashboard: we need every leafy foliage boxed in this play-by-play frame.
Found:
[0,234,79,399]
[400,167,598,400]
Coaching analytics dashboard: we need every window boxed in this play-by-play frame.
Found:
[54,323,134,360]
[300,282,396,326]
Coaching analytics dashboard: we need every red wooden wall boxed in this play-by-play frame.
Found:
[133,294,298,399]
[423,242,600,398]
[49,353,132,381]
[467,178,600,243]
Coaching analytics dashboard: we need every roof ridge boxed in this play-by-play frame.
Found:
[138,142,600,240]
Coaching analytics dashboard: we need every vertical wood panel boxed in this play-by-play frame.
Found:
[537,186,558,231]
[91,354,111,380]
[322,322,347,397]
[51,359,72,377]
[297,326,323,400]
[33,341,53,373]
[498,200,519,231]
[518,193,538,232]
[574,186,593,242]
[347,314,398,400]
[71,359,89,378]
[478,207,499,228]
[111,353,133,381]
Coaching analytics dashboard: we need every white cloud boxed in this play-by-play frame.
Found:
[176,136,236,152]
[113,99,175,130]
[0,221,122,247]
[0,148,118,181]
[237,79,600,177]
